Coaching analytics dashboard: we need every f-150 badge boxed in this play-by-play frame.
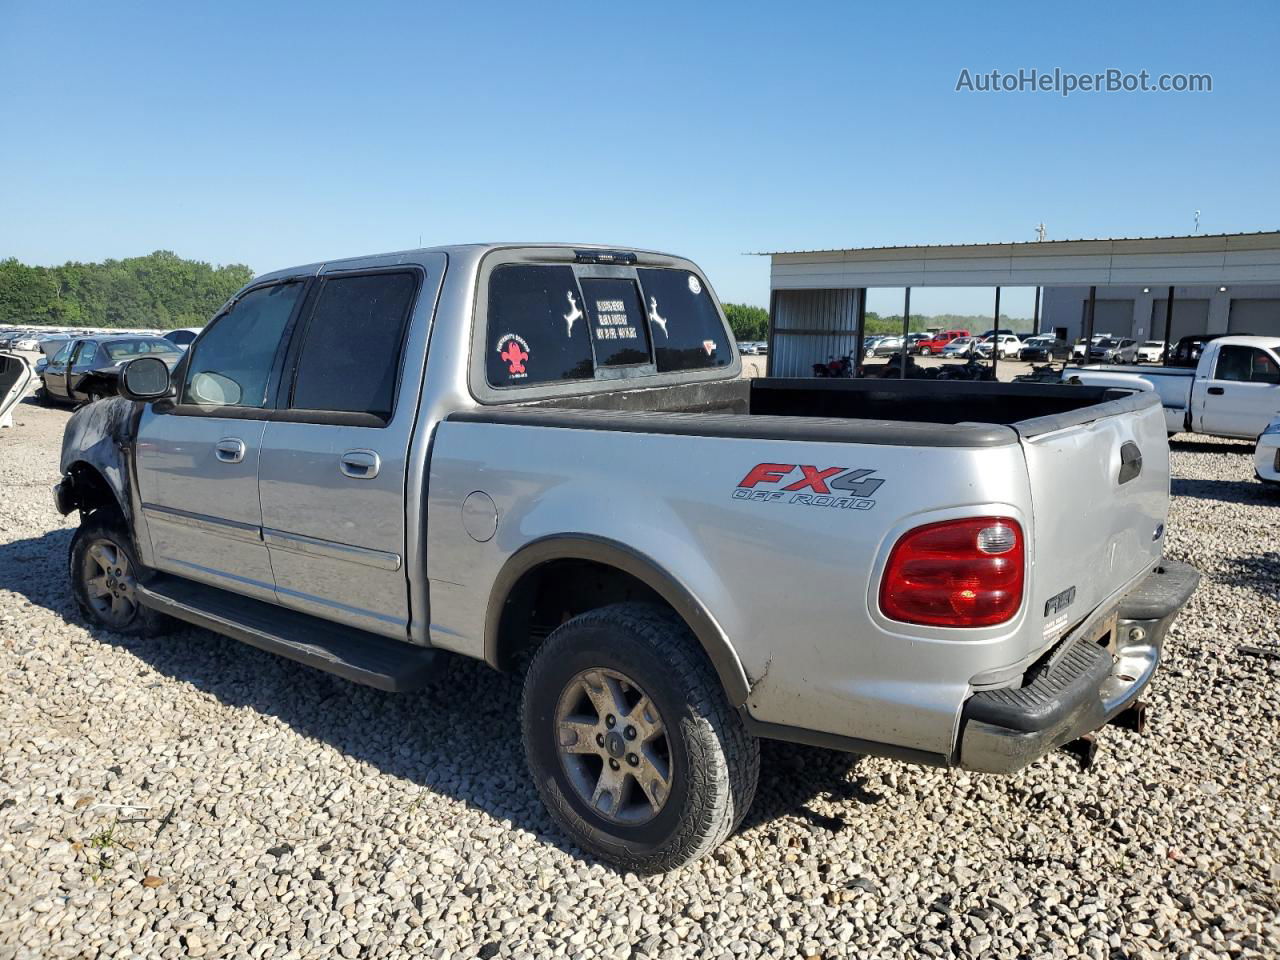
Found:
[733,462,883,511]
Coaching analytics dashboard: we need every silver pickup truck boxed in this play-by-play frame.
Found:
[54,243,1199,872]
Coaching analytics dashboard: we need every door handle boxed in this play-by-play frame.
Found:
[1207,386,1224,395]
[340,449,381,479]
[215,438,246,463]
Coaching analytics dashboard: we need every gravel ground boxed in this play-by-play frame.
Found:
[1,397,1278,960]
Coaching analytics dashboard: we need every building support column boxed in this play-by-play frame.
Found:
[900,287,911,379]
[766,288,778,377]
[853,287,867,376]
[1162,285,1174,366]
[1083,285,1097,362]
[991,287,1001,380]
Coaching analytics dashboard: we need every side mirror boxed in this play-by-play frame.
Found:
[120,356,173,401]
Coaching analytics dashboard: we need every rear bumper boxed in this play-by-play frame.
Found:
[958,561,1200,774]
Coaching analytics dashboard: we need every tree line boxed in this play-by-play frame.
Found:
[0,251,253,329]
[723,303,1033,341]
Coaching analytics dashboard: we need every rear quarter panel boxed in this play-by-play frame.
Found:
[427,421,1055,757]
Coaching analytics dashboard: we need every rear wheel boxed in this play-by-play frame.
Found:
[522,602,759,873]
[919,346,931,356]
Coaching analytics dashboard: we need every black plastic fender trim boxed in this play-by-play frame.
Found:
[484,534,753,706]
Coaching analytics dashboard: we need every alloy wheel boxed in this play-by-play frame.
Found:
[554,667,673,825]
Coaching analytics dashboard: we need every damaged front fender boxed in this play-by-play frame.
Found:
[55,397,142,523]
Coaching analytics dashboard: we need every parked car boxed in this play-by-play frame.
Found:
[1165,333,1246,369]
[54,242,1199,873]
[1255,414,1280,487]
[1136,341,1166,364]
[988,334,1023,359]
[1072,334,1113,360]
[870,335,905,357]
[162,327,203,349]
[942,336,981,358]
[904,333,931,354]
[913,329,970,356]
[1089,338,1139,364]
[39,335,183,405]
[978,328,1018,340]
[0,353,32,427]
[1067,335,1280,439]
[1020,337,1071,362]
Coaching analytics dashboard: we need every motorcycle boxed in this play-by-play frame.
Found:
[935,357,996,381]
[812,354,854,378]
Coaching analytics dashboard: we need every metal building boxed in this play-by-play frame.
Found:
[763,230,1280,376]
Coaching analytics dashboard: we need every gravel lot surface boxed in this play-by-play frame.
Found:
[1,397,1278,960]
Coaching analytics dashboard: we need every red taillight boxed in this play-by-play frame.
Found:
[879,517,1024,627]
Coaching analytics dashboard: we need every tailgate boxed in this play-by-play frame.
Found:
[1016,392,1170,646]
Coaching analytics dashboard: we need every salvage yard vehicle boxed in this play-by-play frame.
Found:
[1067,335,1280,440]
[1255,415,1280,487]
[913,329,970,356]
[40,335,183,405]
[1020,336,1071,363]
[1136,341,1166,364]
[54,243,1199,872]
[0,353,32,427]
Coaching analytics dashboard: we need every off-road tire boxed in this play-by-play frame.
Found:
[69,508,171,637]
[522,602,759,873]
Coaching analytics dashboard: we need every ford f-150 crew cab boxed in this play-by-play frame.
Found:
[1065,335,1280,440]
[54,243,1199,871]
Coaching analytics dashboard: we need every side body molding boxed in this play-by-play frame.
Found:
[484,534,753,706]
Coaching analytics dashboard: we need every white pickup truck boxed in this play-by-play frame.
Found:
[1066,335,1280,440]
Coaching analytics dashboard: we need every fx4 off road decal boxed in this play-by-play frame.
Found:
[732,462,884,511]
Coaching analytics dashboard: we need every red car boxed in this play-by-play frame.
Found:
[913,329,970,355]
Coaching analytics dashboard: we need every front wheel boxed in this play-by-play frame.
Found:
[70,510,170,636]
[919,346,931,356]
[522,603,759,873]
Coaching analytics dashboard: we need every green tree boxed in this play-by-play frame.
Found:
[0,251,253,329]
[722,302,770,341]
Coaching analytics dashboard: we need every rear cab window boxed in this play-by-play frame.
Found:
[479,252,736,396]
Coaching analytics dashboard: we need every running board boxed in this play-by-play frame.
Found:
[135,574,438,692]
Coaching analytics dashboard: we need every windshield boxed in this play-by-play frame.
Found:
[104,339,183,361]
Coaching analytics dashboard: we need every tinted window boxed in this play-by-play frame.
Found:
[581,277,651,367]
[72,342,97,366]
[485,265,594,387]
[290,272,418,419]
[1216,345,1280,384]
[50,343,72,364]
[104,339,182,360]
[636,269,730,371]
[183,282,303,408]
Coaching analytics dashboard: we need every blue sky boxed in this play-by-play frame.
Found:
[2,0,1277,312]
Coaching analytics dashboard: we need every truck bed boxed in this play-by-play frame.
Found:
[432,374,1169,757]
[465,376,1153,445]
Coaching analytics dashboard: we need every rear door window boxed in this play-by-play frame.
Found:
[636,268,730,371]
[486,265,595,387]
[289,271,419,420]
[580,277,652,367]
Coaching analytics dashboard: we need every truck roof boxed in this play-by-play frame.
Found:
[1209,335,1280,349]
[251,243,684,286]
